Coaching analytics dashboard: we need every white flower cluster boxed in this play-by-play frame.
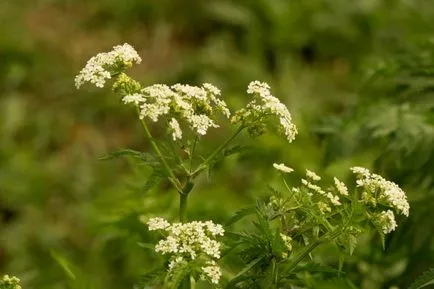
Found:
[75,43,142,89]
[273,163,294,173]
[201,261,222,284]
[0,275,21,289]
[232,81,298,143]
[334,177,349,196]
[147,217,224,284]
[374,210,398,234]
[122,83,230,139]
[302,169,341,208]
[351,166,409,234]
[350,167,410,216]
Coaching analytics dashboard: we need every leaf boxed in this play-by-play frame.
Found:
[312,277,358,289]
[225,255,266,289]
[134,267,166,288]
[166,261,191,289]
[50,251,77,281]
[141,170,163,194]
[292,263,344,275]
[408,268,434,289]
[99,149,157,165]
[225,206,256,226]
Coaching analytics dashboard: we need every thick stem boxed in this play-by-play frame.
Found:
[191,125,244,177]
[136,107,182,192]
[180,274,191,289]
[179,193,189,222]
[179,181,194,222]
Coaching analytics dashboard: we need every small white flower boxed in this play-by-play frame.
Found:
[201,264,222,284]
[376,210,397,234]
[147,217,170,231]
[334,177,349,196]
[122,93,145,105]
[273,163,294,173]
[168,118,182,140]
[306,169,321,181]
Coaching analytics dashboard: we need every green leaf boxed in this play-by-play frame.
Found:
[225,255,266,289]
[50,251,77,281]
[312,277,358,289]
[167,262,191,289]
[99,149,157,164]
[408,268,434,289]
[134,267,166,288]
[142,170,163,194]
[292,263,344,275]
[225,206,256,226]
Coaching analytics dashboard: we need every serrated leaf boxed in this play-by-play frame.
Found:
[142,170,163,194]
[225,206,256,226]
[134,267,166,288]
[408,268,434,289]
[166,262,191,289]
[225,255,266,289]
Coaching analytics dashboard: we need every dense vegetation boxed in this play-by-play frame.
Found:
[1,1,434,288]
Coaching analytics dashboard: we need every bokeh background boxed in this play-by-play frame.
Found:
[1,0,434,288]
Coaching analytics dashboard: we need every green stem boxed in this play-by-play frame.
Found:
[136,107,182,193]
[286,229,342,272]
[189,136,198,173]
[191,125,244,177]
[180,274,191,289]
[179,192,189,222]
[179,180,194,222]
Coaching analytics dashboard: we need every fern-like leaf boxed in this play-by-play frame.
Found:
[408,268,434,289]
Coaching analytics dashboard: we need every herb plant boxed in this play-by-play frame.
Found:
[70,43,411,288]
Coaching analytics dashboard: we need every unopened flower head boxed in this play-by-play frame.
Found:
[350,167,410,216]
[273,163,294,173]
[232,81,298,143]
[280,233,293,252]
[0,275,21,289]
[75,43,141,89]
[147,217,224,284]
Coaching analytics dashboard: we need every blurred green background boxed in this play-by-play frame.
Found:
[1,0,434,288]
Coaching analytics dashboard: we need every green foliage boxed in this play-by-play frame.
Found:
[1,0,434,289]
[408,268,434,289]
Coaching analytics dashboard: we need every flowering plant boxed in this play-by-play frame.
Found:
[73,44,410,288]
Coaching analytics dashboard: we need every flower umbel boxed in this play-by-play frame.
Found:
[147,217,224,284]
[351,167,410,216]
[232,81,298,143]
[75,43,141,89]
[122,83,230,138]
